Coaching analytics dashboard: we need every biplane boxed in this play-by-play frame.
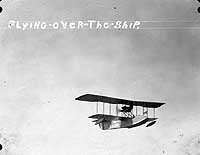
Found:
[75,94,166,130]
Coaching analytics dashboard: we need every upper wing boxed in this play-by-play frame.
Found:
[76,94,166,108]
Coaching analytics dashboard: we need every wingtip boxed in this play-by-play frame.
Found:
[159,102,166,107]
[75,94,88,101]
[75,96,82,100]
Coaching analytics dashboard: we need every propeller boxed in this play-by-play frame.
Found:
[143,110,148,115]
[116,106,122,113]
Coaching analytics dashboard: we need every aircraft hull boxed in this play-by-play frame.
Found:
[99,115,148,130]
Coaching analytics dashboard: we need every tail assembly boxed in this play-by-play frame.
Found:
[94,118,105,125]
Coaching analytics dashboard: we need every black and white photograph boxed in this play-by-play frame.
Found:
[0,0,200,154]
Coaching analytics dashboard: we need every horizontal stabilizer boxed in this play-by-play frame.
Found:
[95,118,105,125]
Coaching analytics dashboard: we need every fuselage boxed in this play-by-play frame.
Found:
[99,115,148,130]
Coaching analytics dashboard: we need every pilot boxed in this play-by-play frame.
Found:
[120,104,133,112]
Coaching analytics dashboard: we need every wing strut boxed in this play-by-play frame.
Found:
[96,101,98,113]
[147,107,148,117]
[103,102,105,115]
[109,103,111,115]
[116,104,118,116]
[136,105,138,116]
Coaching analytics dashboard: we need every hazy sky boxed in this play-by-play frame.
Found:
[0,0,200,155]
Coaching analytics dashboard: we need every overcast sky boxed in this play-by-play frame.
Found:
[0,0,200,154]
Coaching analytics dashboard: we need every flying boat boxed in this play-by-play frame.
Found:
[75,94,166,130]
